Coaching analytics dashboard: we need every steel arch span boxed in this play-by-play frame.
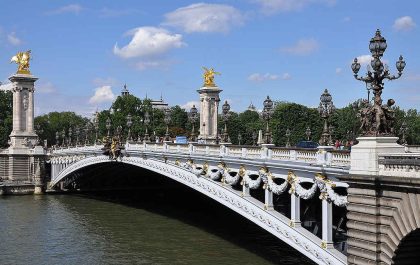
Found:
[50,155,346,265]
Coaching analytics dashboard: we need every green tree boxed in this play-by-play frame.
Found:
[0,91,13,147]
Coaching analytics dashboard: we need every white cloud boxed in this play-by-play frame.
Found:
[163,3,244,33]
[37,82,56,93]
[335,68,342,74]
[113,27,185,59]
[46,4,83,15]
[254,0,335,15]
[7,32,22,46]
[181,101,200,110]
[393,16,416,32]
[280,38,319,55]
[248,73,279,82]
[89,86,116,104]
[0,82,13,91]
[355,55,372,65]
[281,73,292,80]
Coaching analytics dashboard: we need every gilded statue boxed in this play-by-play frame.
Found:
[202,67,220,87]
[11,50,32,74]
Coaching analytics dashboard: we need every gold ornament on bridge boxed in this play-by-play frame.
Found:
[202,67,220,87]
[11,50,32,74]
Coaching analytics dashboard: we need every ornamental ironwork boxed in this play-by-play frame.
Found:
[188,105,199,142]
[351,29,406,136]
[318,89,335,146]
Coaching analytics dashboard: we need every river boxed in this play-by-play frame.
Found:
[0,188,315,265]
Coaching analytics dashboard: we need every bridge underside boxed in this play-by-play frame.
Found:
[49,156,347,265]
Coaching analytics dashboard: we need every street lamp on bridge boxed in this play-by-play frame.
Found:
[143,111,151,143]
[221,100,231,143]
[188,105,198,142]
[285,128,291,148]
[164,108,171,142]
[106,117,111,137]
[126,113,133,142]
[262,96,274,144]
[305,127,311,141]
[318,89,335,146]
[351,29,406,136]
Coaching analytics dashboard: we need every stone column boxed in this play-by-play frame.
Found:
[197,86,222,144]
[322,199,334,249]
[8,74,38,150]
[290,193,301,227]
[264,188,273,210]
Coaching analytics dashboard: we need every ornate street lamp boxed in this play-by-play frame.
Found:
[262,96,274,144]
[328,125,334,145]
[164,108,171,141]
[305,127,311,141]
[84,123,90,145]
[61,129,66,147]
[93,112,99,144]
[126,113,133,142]
[106,117,111,137]
[143,111,151,143]
[400,121,408,145]
[68,127,73,147]
[252,131,257,146]
[285,128,291,148]
[55,131,60,147]
[221,100,231,143]
[188,105,199,142]
[238,133,242,145]
[351,29,406,136]
[74,126,80,146]
[318,89,335,146]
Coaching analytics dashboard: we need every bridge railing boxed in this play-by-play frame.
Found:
[50,142,352,168]
[136,142,350,168]
[379,153,420,178]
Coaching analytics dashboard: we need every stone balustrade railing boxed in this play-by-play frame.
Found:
[48,143,352,168]
[379,153,420,178]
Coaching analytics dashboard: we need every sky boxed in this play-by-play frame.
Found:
[0,0,419,117]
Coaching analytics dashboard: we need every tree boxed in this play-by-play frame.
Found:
[0,91,13,147]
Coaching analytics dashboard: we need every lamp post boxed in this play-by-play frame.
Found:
[84,123,90,145]
[126,113,133,142]
[188,105,198,142]
[400,121,408,145]
[221,100,231,143]
[238,133,242,145]
[68,127,73,147]
[55,131,60,147]
[61,129,66,147]
[351,29,406,136]
[93,112,99,144]
[164,108,171,142]
[252,131,257,146]
[318,89,335,146]
[143,111,151,143]
[262,96,274,144]
[74,126,80,146]
[285,128,291,148]
[106,117,111,137]
[328,125,334,146]
[305,127,311,141]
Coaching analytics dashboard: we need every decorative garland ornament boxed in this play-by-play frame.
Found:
[315,173,348,207]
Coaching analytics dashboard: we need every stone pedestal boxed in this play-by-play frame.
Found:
[197,86,221,144]
[8,74,38,151]
[350,137,404,175]
[317,146,333,166]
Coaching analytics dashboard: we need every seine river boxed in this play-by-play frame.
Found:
[0,188,315,265]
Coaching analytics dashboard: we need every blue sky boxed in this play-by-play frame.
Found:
[0,0,418,117]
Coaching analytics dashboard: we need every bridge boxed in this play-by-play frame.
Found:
[1,30,420,265]
[49,142,350,265]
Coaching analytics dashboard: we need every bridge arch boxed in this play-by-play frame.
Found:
[50,155,345,265]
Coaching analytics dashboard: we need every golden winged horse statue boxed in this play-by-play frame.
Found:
[11,50,31,74]
[202,67,220,87]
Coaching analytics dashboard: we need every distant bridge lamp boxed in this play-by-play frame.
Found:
[188,105,198,142]
[318,89,335,146]
[221,100,231,143]
[143,111,151,143]
[126,113,133,142]
[164,108,172,141]
[262,96,274,144]
[106,117,111,137]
